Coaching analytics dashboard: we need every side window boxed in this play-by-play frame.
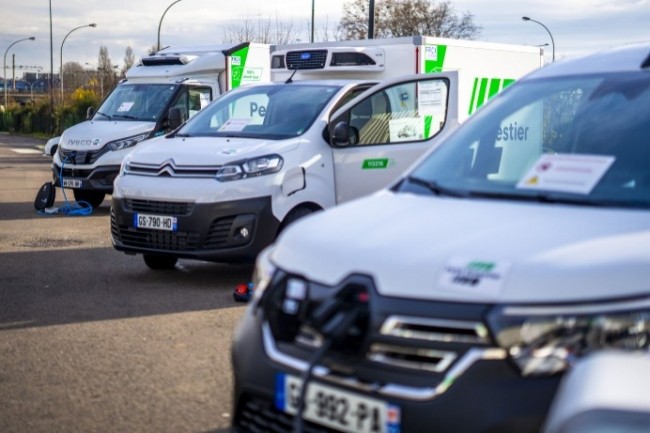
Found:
[189,88,212,118]
[170,92,189,123]
[351,79,449,146]
[171,87,212,122]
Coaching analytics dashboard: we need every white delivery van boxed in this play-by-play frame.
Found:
[50,43,271,207]
[231,43,650,433]
[110,37,542,269]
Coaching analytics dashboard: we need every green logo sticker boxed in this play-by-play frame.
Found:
[467,261,496,272]
[362,158,394,169]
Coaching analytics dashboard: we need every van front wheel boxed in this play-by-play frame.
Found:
[279,207,315,235]
[143,254,178,270]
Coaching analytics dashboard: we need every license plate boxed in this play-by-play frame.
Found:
[275,373,401,433]
[134,213,178,231]
[62,179,82,188]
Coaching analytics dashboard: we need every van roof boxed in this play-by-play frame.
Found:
[525,42,650,79]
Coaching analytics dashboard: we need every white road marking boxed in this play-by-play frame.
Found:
[11,148,42,154]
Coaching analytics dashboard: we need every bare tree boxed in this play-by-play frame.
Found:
[339,0,481,40]
[97,46,117,98]
[121,46,135,78]
[222,14,297,44]
[62,62,87,92]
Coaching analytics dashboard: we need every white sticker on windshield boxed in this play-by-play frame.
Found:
[418,81,445,116]
[117,102,134,112]
[517,153,615,194]
[218,118,251,132]
[438,258,511,298]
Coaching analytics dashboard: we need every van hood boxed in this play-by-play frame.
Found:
[128,135,301,166]
[60,120,155,151]
[271,191,650,304]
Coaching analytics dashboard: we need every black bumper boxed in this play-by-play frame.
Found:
[52,163,120,193]
[111,195,279,263]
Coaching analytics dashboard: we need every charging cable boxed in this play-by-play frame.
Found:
[38,155,93,216]
[292,292,368,433]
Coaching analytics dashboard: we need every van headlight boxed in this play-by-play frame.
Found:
[216,154,283,182]
[488,300,650,376]
[250,246,277,307]
[108,132,151,151]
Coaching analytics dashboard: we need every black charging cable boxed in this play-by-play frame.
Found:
[292,294,367,433]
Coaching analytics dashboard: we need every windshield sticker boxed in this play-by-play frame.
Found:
[418,81,445,116]
[438,258,511,298]
[517,153,615,194]
[389,117,423,142]
[117,102,134,112]
[218,118,251,132]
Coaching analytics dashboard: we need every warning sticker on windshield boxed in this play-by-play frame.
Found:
[117,102,134,112]
[438,258,511,298]
[219,118,250,132]
[517,153,615,194]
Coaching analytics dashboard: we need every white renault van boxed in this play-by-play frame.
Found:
[231,43,650,433]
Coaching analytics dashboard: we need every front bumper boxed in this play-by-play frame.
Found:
[231,273,561,433]
[111,195,279,263]
[52,162,120,193]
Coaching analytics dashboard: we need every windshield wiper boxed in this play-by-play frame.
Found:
[113,114,139,121]
[95,111,111,120]
[406,176,468,198]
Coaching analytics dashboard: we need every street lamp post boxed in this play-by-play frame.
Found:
[157,0,182,52]
[3,36,35,108]
[60,23,97,101]
[522,16,555,62]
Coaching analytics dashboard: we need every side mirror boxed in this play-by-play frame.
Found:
[331,121,351,147]
[168,107,182,130]
[86,106,95,120]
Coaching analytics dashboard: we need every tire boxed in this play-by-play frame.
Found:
[50,145,58,157]
[72,189,105,208]
[279,206,314,235]
[143,254,178,270]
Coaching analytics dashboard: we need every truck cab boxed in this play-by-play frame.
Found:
[51,43,270,208]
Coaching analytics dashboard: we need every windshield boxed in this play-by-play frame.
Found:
[176,83,342,139]
[406,72,650,208]
[95,83,178,121]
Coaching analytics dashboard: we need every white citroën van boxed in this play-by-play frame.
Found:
[231,43,650,433]
[51,43,270,207]
[110,36,542,269]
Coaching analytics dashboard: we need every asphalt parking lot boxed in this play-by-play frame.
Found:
[0,132,252,433]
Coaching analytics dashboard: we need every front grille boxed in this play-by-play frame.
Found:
[127,161,220,178]
[124,199,194,216]
[235,394,337,433]
[380,316,489,345]
[59,146,109,165]
[368,343,457,372]
[286,50,328,70]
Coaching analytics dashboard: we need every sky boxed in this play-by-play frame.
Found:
[1,0,650,80]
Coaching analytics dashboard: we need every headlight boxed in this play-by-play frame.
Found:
[250,246,277,306]
[120,154,133,176]
[216,154,283,182]
[108,132,151,151]
[488,300,650,376]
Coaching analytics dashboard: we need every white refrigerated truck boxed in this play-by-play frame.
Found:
[50,43,271,207]
[110,36,543,269]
